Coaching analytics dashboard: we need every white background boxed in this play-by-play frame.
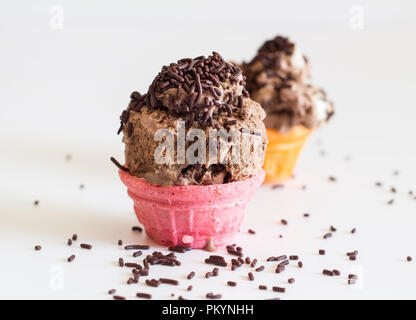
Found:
[1,0,416,300]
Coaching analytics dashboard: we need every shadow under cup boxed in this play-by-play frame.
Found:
[119,169,265,249]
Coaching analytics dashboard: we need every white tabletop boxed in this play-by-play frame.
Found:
[1,0,416,300]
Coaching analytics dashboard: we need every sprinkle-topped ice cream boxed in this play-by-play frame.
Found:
[243,36,310,89]
[118,52,267,186]
[242,36,334,133]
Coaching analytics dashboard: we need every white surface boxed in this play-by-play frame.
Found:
[1,0,416,300]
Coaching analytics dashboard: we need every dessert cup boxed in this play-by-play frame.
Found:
[119,168,265,249]
[263,126,312,183]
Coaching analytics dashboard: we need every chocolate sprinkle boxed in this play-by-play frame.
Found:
[125,245,150,250]
[159,278,179,286]
[110,157,129,172]
[272,286,286,293]
[136,293,152,299]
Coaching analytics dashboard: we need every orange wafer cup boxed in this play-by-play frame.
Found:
[263,126,312,183]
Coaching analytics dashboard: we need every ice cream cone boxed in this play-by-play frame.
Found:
[119,169,265,249]
[263,126,312,183]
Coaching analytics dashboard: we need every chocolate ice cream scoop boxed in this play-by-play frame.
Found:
[242,36,310,92]
[254,80,334,133]
[242,36,334,133]
[118,52,267,186]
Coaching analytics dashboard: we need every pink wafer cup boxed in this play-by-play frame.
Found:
[119,169,265,249]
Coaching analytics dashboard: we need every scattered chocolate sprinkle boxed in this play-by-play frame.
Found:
[108,289,116,295]
[205,255,227,267]
[125,263,140,268]
[328,176,337,182]
[281,219,288,225]
[187,285,193,291]
[351,228,356,234]
[289,255,299,261]
[303,213,310,217]
[407,256,412,262]
[67,239,72,246]
[248,229,256,235]
[272,286,286,293]
[227,248,243,257]
[391,187,397,193]
[136,293,152,299]
[245,257,251,264]
[275,266,285,273]
[118,258,124,267]
[349,255,356,261]
[227,281,237,287]
[133,251,142,258]
[288,278,295,284]
[298,261,303,268]
[348,274,358,280]
[322,269,334,276]
[118,240,123,246]
[187,272,195,280]
[159,278,179,286]
[255,266,265,272]
[132,226,143,232]
[169,245,191,253]
[250,259,258,268]
[259,285,267,290]
[110,157,129,172]
[206,293,222,300]
[125,245,150,250]
[346,250,358,256]
[34,246,41,251]
[72,234,78,241]
[330,226,337,232]
[387,199,394,205]
[348,279,357,285]
[323,233,332,240]
[67,255,76,263]
[319,250,326,255]
[333,269,341,276]
[113,296,126,300]
[276,255,287,262]
[80,243,92,250]
[146,279,161,288]
[34,200,39,206]
[248,272,254,281]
